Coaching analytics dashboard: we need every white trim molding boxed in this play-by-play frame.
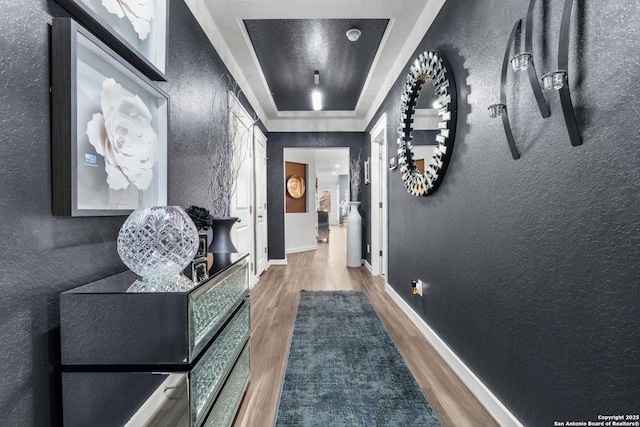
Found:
[125,374,185,426]
[385,284,524,427]
[185,0,446,132]
[269,258,288,266]
[285,245,317,255]
[369,113,388,279]
[363,260,373,274]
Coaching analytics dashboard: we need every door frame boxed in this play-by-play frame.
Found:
[253,126,268,282]
[370,113,388,279]
[228,92,256,285]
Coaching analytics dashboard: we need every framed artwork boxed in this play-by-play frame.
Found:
[364,158,370,185]
[195,232,209,260]
[55,0,168,80]
[52,18,168,217]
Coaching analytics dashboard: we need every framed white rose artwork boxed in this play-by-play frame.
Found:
[55,0,168,80]
[52,18,168,217]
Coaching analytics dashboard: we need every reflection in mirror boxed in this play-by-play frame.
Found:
[397,51,457,197]
[412,131,439,174]
[412,86,439,170]
[413,79,441,145]
[413,85,439,172]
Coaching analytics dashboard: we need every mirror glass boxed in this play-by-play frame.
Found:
[412,80,440,174]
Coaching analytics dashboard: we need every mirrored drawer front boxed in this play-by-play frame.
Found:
[204,343,250,427]
[190,261,249,358]
[190,302,250,426]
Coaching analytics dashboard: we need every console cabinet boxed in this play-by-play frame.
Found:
[59,255,251,427]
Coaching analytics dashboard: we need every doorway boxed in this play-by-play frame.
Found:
[370,114,388,279]
[283,147,349,254]
[254,127,268,279]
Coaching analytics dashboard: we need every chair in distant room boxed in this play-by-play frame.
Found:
[317,211,330,242]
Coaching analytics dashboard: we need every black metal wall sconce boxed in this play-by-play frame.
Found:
[513,0,550,119]
[488,20,522,160]
[546,0,582,146]
[490,0,582,159]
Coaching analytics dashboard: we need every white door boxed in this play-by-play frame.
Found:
[254,127,268,278]
[228,93,254,278]
[370,114,388,279]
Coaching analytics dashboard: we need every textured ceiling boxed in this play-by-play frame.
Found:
[187,0,446,131]
[244,19,389,111]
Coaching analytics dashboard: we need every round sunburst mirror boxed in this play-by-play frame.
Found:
[398,51,457,196]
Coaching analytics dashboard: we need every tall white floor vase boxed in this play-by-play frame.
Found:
[347,202,362,268]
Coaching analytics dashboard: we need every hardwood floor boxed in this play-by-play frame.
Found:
[233,226,498,427]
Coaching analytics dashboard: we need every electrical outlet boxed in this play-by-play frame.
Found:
[411,279,423,296]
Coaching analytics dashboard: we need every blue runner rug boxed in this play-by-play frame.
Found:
[274,290,442,426]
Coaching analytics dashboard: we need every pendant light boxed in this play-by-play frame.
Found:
[312,70,322,111]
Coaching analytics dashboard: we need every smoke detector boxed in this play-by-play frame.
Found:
[346,28,361,42]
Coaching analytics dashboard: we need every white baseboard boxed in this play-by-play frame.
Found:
[269,258,288,266]
[285,245,317,255]
[385,283,523,427]
[363,260,372,274]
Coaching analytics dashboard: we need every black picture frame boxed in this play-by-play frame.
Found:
[55,0,168,81]
[52,18,169,217]
[364,158,370,184]
[196,232,208,259]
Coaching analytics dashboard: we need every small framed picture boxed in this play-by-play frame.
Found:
[51,18,168,216]
[364,158,370,185]
[196,233,208,260]
[192,259,209,285]
[184,258,209,285]
[389,156,398,170]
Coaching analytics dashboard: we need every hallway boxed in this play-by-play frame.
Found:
[234,226,498,427]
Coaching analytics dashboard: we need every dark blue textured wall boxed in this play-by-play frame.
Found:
[0,2,124,425]
[367,0,640,424]
[0,0,259,425]
[267,133,369,261]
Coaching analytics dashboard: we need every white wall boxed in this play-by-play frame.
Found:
[284,149,317,254]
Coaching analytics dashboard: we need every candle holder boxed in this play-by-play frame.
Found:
[542,70,567,91]
[510,52,532,72]
[488,104,506,118]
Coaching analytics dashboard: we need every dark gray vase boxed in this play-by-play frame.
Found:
[208,217,238,273]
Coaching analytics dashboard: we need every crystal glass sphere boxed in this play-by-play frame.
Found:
[118,206,199,292]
